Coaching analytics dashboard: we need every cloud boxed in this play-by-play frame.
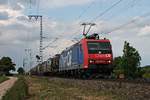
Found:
[0,0,25,10]
[3,0,92,9]
[44,38,74,58]
[0,5,25,26]
[28,0,93,10]
[0,11,10,20]
[0,1,7,5]
[48,0,92,7]
[11,3,25,11]
[138,25,150,37]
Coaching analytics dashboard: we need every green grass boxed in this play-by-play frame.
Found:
[26,76,117,100]
[2,76,28,100]
[0,76,9,83]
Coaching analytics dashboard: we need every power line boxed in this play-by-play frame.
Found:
[36,0,40,15]
[73,0,139,40]
[42,38,59,50]
[76,0,96,20]
[63,0,96,35]
[43,1,97,49]
[72,0,124,40]
[69,0,96,40]
[38,0,131,54]
[91,0,124,22]
[98,0,138,22]
[106,12,150,34]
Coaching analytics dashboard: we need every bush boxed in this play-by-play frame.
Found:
[143,73,150,79]
[2,76,28,100]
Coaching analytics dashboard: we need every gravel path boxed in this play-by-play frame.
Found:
[0,77,18,100]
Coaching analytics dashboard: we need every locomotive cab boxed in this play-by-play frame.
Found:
[81,34,113,75]
[87,40,112,64]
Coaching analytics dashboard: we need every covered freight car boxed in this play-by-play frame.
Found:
[51,54,60,72]
[59,43,83,71]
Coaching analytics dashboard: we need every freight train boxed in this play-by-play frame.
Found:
[30,33,113,78]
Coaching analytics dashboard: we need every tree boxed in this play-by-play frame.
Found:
[113,56,124,78]
[0,57,16,75]
[122,41,141,78]
[113,41,141,79]
[17,67,25,75]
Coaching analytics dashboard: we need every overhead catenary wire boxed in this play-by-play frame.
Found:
[76,0,96,21]
[27,0,40,15]
[73,0,139,40]
[38,0,136,48]
[106,12,150,34]
[72,0,124,40]
[39,17,62,50]
[70,0,97,39]
[36,0,40,15]
[98,0,138,22]
[90,0,124,22]
[42,37,59,50]
[43,0,97,49]
[29,0,141,58]
[27,0,33,15]
[61,0,96,36]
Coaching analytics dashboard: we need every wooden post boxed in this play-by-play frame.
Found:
[118,74,125,88]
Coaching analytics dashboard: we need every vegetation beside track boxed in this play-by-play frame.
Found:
[2,76,28,100]
[25,76,150,100]
[25,76,119,100]
[0,76,9,83]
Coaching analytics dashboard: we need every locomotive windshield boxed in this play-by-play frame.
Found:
[88,42,111,54]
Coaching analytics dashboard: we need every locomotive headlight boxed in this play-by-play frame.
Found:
[89,60,94,63]
[108,60,111,63]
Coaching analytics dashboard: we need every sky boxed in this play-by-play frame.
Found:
[0,0,150,71]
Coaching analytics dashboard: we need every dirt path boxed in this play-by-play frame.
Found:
[0,77,18,100]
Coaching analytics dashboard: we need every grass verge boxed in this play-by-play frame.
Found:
[26,76,117,100]
[0,76,9,83]
[2,76,28,100]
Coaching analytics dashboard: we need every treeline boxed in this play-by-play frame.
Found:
[113,41,150,79]
[0,57,16,75]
